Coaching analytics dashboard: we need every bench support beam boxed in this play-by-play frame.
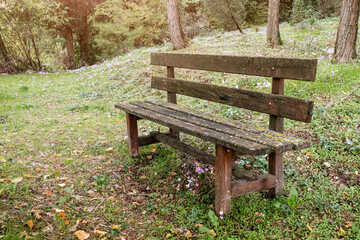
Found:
[126,113,139,158]
[215,145,233,215]
[269,77,284,197]
[167,66,180,139]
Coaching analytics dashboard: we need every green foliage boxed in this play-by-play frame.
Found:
[93,0,167,58]
[291,0,320,23]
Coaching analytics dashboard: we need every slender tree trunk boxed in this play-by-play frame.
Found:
[267,0,282,48]
[334,0,360,63]
[0,33,10,62]
[79,1,90,66]
[224,0,244,34]
[166,0,186,50]
[64,27,76,69]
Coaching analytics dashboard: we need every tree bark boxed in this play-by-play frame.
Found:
[334,0,360,63]
[64,27,76,69]
[0,33,10,62]
[267,0,282,48]
[79,0,91,66]
[166,0,186,50]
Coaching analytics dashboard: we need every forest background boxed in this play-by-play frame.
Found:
[0,0,343,73]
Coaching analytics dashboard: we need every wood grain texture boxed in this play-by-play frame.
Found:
[151,132,256,180]
[231,174,277,197]
[152,77,313,122]
[116,102,272,155]
[126,113,139,158]
[215,145,233,215]
[268,77,285,197]
[133,101,301,152]
[151,53,317,81]
[146,99,309,149]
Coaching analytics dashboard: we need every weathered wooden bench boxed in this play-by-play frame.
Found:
[115,53,317,215]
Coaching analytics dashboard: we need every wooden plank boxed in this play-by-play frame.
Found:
[133,101,293,152]
[166,66,179,139]
[115,103,272,155]
[147,99,311,150]
[268,77,284,197]
[151,132,256,180]
[151,53,317,81]
[151,77,313,122]
[126,113,139,158]
[215,145,233,215]
[138,132,175,146]
[231,174,277,197]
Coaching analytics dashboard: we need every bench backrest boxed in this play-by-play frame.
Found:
[150,53,317,127]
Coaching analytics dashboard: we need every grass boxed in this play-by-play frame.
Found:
[1,17,360,239]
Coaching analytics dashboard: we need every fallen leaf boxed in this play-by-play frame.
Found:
[35,212,42,220]
[342,191,350,198]
[24,174,33,178]
[27,220,34,230]
[209,229,217,237]
[11,177,23,183]
[140,175,146,180]
[0,159,6,163]
[54,208,64,213]
[64,220,70,224]
[132,202,139,206]
[166,233,173,238]
[106,147,113,152]
[0,189,5,197]
[185,230,192,238]
[338,227,345,236]
[58,183,66,187]
[344,221,354,228]
[146,155,152,160]
[112,225,120,229]
[35,169,41,172]
[59,177,68,181]
[58,212,66,218]
[171,172,177,176]
[255,218,263,223]
[0,178,8,182]
[75,230,90,240]
[44,190,52,196]
[195,224,203,227]
[307,224,313,232]
[94,230,107,237]
[323,162,331,167]
[150,148,157,152]
[108,196,116,202]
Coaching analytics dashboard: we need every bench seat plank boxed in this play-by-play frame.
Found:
[115,101,311,155]
[146,99,310,150]
[133,101,294,152]
[116,102,272,155]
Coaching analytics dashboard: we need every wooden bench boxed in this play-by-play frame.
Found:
[115,53,317,215]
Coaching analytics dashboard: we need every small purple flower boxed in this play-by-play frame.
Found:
[219,211,224,219]
[259,213,265,217]
[196,166,205,174]
[178,178,181,182]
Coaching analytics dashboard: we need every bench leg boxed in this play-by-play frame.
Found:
[126,113,139,158]
[215,145,232,215]
[268,152,283,197]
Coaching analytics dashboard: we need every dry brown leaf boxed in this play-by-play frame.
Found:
[27,220,34,230]
[146,155,153,160]
[344,221,354,228]
[166,233,173,238]
[255,218,263,223]
[44,190,52,196]
[75,230,90,240]
[35,169,41,172]
[209,229,217,237]
[338,227,345,235]
[342,191,350,198]
[195,224,203,227]
[35,212,42,220]
[140,175,146,180]
[59,177,68,181]
[106,147,113,152]
[171,172,177,176]
[64,220,70,225]
[185,230,192,238]
[11,177,23,183]
[24,174,33,178]
[150,148,157,152]
[58,212,66,218]
[94,230,107,237]
[132,202,139,206]
[108,196,116,202]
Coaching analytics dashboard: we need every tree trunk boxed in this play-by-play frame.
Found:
[79,1,90,66]
[0,33,10,62]
[267,0,282,48]
[64,27,76,69]
[166,0,186,50]
[333,0,360,63]
[224,0,244,34]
